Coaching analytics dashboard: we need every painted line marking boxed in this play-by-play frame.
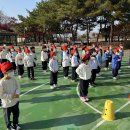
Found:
[76,84,102,114]
[20,82,49,97]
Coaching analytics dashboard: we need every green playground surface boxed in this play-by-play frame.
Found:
[0,47,130,130]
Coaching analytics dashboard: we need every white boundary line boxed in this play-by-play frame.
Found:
[76,84,102,114]
[20,82,49,97]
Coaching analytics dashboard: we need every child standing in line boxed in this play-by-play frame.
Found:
[96,49,102,76]
[109,45,113,64]
[15,48,24,79]
[1,46,7,63]
[41,45,48,73]
[76,54,91,102]
[112,48,121,80]
[6,46,17,74]
[89,51,98,86]
[104,48,111,70]
[24,49,35,80]
[30,46,37,67]
[62,45,70,79]
[0,62,21,130]
[71,49,79,82]
[49,51,59,89]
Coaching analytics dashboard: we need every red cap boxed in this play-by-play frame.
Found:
[61,45,68,51]
[17,48,21,53]
[0,47,3,51]
[113,48,119,53]
[72,45,77,50]
[105,48,109,51]
[50,51,55,58]
[51,45,56,50]
[0,62,13,74]
[71,49,76,55]
[9,45,14,49]
[85,47,89,52]
[82,54,90,61]
[24,48,30,53]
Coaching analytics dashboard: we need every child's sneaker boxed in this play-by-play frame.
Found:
[50,85,54,89]
[80,97,86,102]
[104,68,107,71]
[96,74,100,77]
[53,84,57,88]
[15,124,21,130]
[89,83,93,88]
[71,80,75,82]
[85,96,89,102]
[113,77,117,80]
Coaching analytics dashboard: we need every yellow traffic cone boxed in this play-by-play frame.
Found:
[102,100,115,121]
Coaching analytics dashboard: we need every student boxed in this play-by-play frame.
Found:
[96,49,102,76]
[109,45,113,64]
[24,48,35,80]
[41,45,48,73]
[112,48,121,80]
[62,45,70,79]
[76,54,91,102]
[49,51,59,89]
[0,62,21,130]
[71,49,79,82]
[1,46,7,63]
[15,48,24,78]
[8,46,17,74]
[30,46,37,67]
[104,48,111,70]
[89,50,98,86]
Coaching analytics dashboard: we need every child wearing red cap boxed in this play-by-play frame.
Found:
[1,46,7,63]
[49,52,59,89]
[89,50,98,86]
[112,49,121,80]
[15,48,24,79]
[24,49,35,80]
[71,49,79,82]
[30,46,37,67]
[0,62,21,130]
[76,54,92,102]
[41,45,48,73]
[62,45,70,79]
[6,46,17,74]
[104,48,111,70]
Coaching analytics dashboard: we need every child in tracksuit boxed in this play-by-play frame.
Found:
[1,46,7,63]
[112,48,121,80]
[41,45,48,73]
[109,45,113,64]
[76,54,91,102]
[49,51,59,89]
[30,46,37,67]
[7,45,17,74]
[15,48,24,78]
[71,49,79,82]
[104,48,111,70]
[96,49,102,76]
[24,48,35,80]
[0,62,21,130]
[89,51,98,86]
[62,45,70,79]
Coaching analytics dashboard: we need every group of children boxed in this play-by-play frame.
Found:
[0,42,124,129]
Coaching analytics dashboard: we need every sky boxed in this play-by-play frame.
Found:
[0,0,98,33]
[0,0,41,19]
